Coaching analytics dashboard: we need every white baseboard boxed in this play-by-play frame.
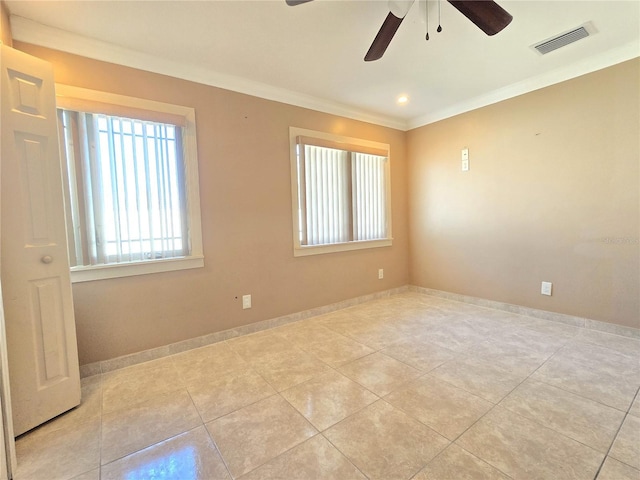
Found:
[80,286,409,378]
[80,283,639,378]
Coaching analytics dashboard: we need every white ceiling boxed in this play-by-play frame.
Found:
[6,0,640,130]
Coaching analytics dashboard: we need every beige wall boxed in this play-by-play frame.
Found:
[0,2,12,46]
[10,41,639,364]
[408,59,640,329]
[14,42,410,364]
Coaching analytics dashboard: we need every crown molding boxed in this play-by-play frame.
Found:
[11,15,639,133]
[10,15,409,131]
[408,40,640,130]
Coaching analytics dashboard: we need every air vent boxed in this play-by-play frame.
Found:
[532,24,594,55]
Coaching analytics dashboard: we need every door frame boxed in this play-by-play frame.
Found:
[0,285,16,479]
[0,41,19,480]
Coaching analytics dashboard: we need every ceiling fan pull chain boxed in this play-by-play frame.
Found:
[437,0,442,32]
[425,0,430,40]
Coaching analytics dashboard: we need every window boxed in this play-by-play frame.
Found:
[56,85,203,282]
[290,127,392,256]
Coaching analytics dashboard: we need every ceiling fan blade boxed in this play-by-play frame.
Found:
[447,0,512,36]
[364,12,404,62]
[285,0,313,5]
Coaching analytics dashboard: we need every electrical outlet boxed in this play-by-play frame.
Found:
[541,282,552,296]
[378,268,384,279]
[242,294,252,309]
[461,148,469,171]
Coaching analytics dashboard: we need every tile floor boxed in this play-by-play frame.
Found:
[15,292,640,480]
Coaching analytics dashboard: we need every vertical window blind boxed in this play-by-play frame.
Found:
[297,138,389,247]
[352,152,387,242]
[301,145,350,246]
[58,110,188,267]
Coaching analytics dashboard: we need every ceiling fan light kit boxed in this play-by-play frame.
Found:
[287,0,513,62]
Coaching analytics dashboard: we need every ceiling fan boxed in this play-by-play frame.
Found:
[286,0,513,62]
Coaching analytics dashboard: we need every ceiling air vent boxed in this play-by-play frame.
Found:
[532,23,594,55]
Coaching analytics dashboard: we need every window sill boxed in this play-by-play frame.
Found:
[70,255,204,283]
[294,238,392,257]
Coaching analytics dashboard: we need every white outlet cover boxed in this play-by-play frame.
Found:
[242,294,252,309]
[378,268,384,279]
[541,282,552,296]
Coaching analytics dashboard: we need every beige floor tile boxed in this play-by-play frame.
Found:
[226,330,301,363]
[416,321,487,353]
[385,375,493,440]
[101,390,202,464]
[206,394,317,478]
[18,294,639,480]
[609,414,640,469]
[172,342,250,387]
[324,400,449,480]
[343,323,410,350]
[69,469,100,480]
[381,338,458,372]
[317,311,371,335]
[16,416,101,480]
[188,368,276,422]
[499,379,625,452]
[489,327,569,356]
[253,350,333,391]
[101,426,230,480]
[629,395,640,418]
[454,316,509,337]
[429,357,525,403]
[101,356,183,414]
[518,317,582,338]
[466,340,552,376]
[597,456,640,480]
[573,330,640,358]
[34,375,103,436]
[338,352,422,396]
[457,406,604,480]
[274,321,346,347]
[413,444,510,480]
[302,335,374,367]
[557,341,640,374]
[239,434,366,480]
[281,370,378,430]
[531,348,639,411]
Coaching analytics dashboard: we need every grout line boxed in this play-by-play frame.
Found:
[81,287,640,380]
[200,414,234,479]
[319,432,371,479]
[100,424,203,470]
[26,292,639,479]
[592,385,640,479]
[411,442,515,480]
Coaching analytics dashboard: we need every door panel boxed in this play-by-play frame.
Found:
[1,44,80,436]
[30,277,69,384]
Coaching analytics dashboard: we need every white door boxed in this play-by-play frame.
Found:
[0,44,80,436]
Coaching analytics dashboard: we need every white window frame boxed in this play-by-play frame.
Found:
[290,127,392,257]
[56,84,204,282]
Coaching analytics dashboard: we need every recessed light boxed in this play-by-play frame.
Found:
[397,95,409,105]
